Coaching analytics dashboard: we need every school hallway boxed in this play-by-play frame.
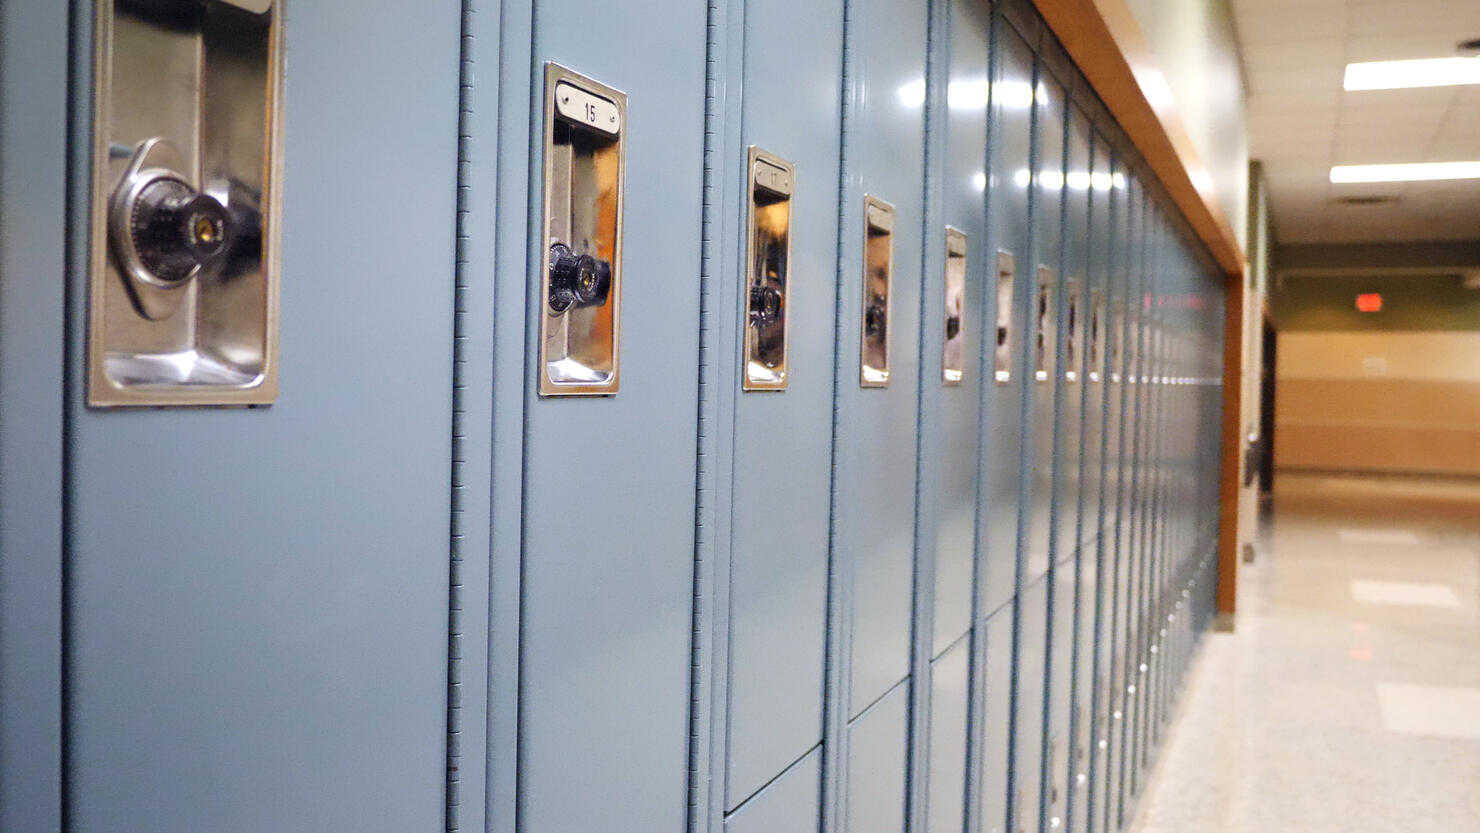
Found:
[1131,474,1480,833]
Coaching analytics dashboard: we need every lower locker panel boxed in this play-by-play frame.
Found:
[929,639,972,833]
[1012,578,1048,833]
[1045,552,1078,832]
[725,747,822,833]
[981,606,1017,833]
[847,683,910,833]
[1069,537,1101,833]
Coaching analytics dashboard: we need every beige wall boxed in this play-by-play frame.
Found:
[1237,163,1269,554]
[1126,0,1250,251]
[1275,332,1480,475]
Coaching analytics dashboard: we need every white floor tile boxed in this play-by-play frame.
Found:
[1338,528,1420,546]
[1350,579,1461,608]
[1376,683,1480,739]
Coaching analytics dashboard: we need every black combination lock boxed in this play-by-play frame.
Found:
[749,284,783,327]
[126,177,233,285]
[548,243,612,313]
[865,295,887,339]
[107,139,243,320]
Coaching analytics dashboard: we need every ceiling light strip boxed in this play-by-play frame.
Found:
[1344,57,1480,91]
[1330,161,1480,183]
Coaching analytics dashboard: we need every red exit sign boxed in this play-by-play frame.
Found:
[1355,293,1383,313]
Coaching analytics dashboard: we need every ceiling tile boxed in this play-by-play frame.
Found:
[1248,95,1339,120]
[1250,67,1345,96]
[1332,142,1434,166]
[1426,132,1480,158]
[1339,88,1460,113]
[1232,0,1346,10]
[1343,33,1475,63]
[1236,8,1349,43]
[1240,39,1346,70]
[1347,2,1480,38]
[1236,0,1480,244]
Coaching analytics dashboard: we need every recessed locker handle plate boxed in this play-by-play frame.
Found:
[942,227,967,386]
[1034,265,1054,383]
[539,64,627,396]
[88,0,282,407]
[742,148,794,391]
[1087,288,1104,382]
[1064,278,1081,383]
[993,250,1014,384]
[860,195,894,388]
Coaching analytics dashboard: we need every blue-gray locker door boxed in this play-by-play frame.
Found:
[0,2,66,830]
[832,0,928,829]
[976,8,1035,832]
[1105,167,1139,833]
[1126,197,1158,800]
[1072,114,1114,833]
[1046,91,1092,833]
[1016,40,1065,833]
[987,11,1038,833]
[934,0,989,670]
[60,3,462,831]
[931,2,992,831]
[511,3,707,833]
[1113,174,1150,828]
[719,0,843,824]
[980,8,1033,624]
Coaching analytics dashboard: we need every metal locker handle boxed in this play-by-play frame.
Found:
[942,227,967,386]
[1088,288,1104,383]
[88,0,282,407]
[994,249,1015,384]
[539,64,626,397]
[1065,278,1081,383]
[742,148,794,391]
[860,194,895,388]
[1035,265,1055,383]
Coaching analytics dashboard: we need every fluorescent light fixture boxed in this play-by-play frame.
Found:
[1344,57,1480,91]
[1330,161,1480,183]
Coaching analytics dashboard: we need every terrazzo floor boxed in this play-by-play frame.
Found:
[1127,473,1480,833]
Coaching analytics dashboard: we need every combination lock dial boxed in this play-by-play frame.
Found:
[865,295,888,339]
[127,176,232,284]
[548,243,612,313]
[107,138,236,320]
[749,284,783,327]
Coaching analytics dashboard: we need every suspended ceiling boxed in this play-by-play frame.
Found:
[1231,0,1480,245]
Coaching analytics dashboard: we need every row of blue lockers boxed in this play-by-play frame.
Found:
[0,0,1224,832]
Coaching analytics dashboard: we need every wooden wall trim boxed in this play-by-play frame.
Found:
[1032,0,1247,281]
[1216,274,1243,620]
